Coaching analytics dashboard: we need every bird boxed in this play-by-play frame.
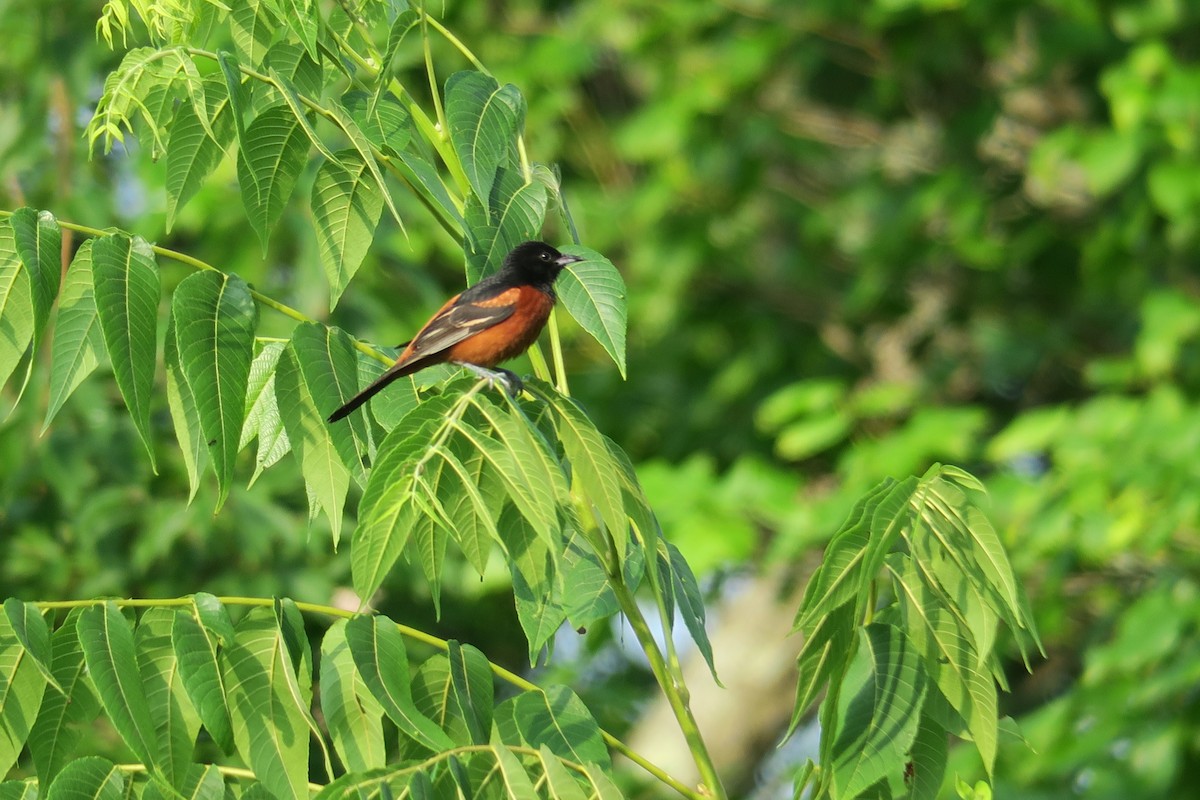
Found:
[327,241,583,423]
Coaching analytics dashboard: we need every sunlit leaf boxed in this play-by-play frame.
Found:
[320,620,385,772]
[556,246,627,378]
[172,270,258,509]
[91,233,161,469]
[445,71,523,202]
[77,602,158,773]
[9,208,60,353]
[310,151,385,308]
[44,757,125,800]
[43,241,105,430]
[343,615,455,752]
[237,105,310,253]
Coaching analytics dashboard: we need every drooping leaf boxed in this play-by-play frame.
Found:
[446,641,494,747]
[164,315,208,502]
[91,233,161,469]
[464,167,548,283]
[511,686,610,770]
[312,150,385,308]
[828,624,928,799]
[222,608,311,800]
[664,542,719,682]
[241,341,291,483]
[237,104,311,253]
[342,91,410,156]
[343,615,455,752]
[135,609,201,789]
[172,270,259,509]
[77,602,158,773]
[166,76,236,231]
[275,344,350,542]
[556,246,627,378]
[444,71,524,202]
[0,611,47,775]
[0,221,34,396]
[9,207,61,353]
[172,599,236,754]
[320,620,385,772]
[43,241,105,430]
[230,0,276,65]
[28,610,102,784]
[351,396,456,600]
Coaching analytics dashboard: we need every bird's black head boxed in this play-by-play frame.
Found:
[503,241,583,290]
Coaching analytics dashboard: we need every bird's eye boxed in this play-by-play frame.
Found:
[539,251,552,261]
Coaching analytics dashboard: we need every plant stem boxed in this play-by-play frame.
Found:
[609,581,728,799]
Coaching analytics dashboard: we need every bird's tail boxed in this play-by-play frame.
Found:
[327,359,422,423]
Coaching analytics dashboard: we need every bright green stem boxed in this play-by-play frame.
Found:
[609,580,729,800]
[33,595,700,800]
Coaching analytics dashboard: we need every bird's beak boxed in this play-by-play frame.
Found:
[555,253,585,267]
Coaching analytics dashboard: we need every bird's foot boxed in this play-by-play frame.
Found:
[458,363,524,397]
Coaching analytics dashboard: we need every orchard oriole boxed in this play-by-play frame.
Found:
[327,241,582,423]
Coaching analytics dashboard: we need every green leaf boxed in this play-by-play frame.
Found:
[45,757,125,800]
[0,221,34,395]
[539,746,589,800]
[142,765,224,800]
[241,341,292,483]
[463,396,567,546]
[492,746,538,800]
[464,167,548,283]
[352,396,456,599]
[828,624,928,799]
[664,542,718,682]
[29,611,102,784]
[172,600,236,754]
[447,641,493,746]
[230,0,276,65]
[0,612,47,775]
[275,344,350,542]
[2,599,59,693]
[272,0,319,60]
[77,602,158,772]
[43,241,105,431]
[290,322,373,480]
[556,246,627,378]
[904,704,949,800]
[324,101,402,228]
[794,478,914,631]
[271,68,341,166]
[9,208,61,353]
[312,150,385,308]
[91,233,161,470]
[342,91,410,156]
[343,615,455,752]
[445,71,524,202]
[891,554,998,774]
[222,608,311,800]
[320,620,385,772]
[0,781,36,800]
[164,315,208,503]
[237,105,310,253]
[172,271,259,509]
[135,609,201,789]
[512,686,610,770]
[166,76,236,231]
[536,384,628,558]
[789,603,856,736]
[432,443,499,577]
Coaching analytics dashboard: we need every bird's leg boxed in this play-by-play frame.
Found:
[457,363,524,396]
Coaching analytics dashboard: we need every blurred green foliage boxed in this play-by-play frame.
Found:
[4,0,1200,796]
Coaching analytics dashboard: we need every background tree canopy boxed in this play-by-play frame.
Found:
[2,0,1199,797]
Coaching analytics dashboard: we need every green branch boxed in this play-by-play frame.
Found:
[33,595,701,800]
